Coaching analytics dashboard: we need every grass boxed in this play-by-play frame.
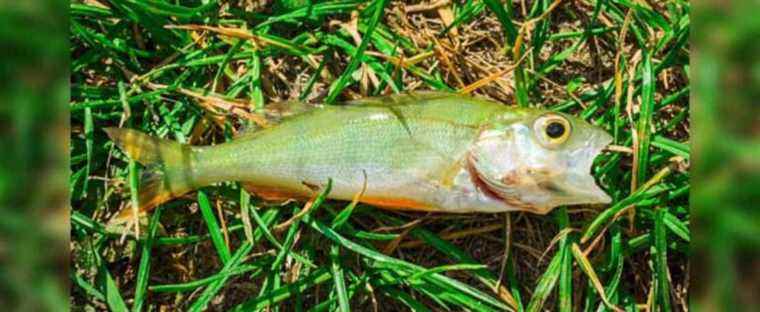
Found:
[70,0,690,311]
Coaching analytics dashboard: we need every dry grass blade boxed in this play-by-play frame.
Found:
[168,24,285,51]
[571,243,623,312]
[364,51,435,69]
[405,0,450,13]
[145,82,270,127]
[458,48,532,95]
[273,196,317,233]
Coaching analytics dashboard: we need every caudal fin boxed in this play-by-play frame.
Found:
[104,127,196,224]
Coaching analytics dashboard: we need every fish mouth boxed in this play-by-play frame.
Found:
[560,172,612,204]
[566,131,614,204]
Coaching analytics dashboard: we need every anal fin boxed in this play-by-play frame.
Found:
[360,196,440,212]
[241,182,310,202]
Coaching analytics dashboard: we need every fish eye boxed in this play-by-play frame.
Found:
[546,121,565,138]
[534,113,572,148]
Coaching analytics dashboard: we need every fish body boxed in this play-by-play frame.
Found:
[106,92,612,221]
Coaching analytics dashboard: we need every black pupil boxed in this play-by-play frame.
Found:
[546,122,565,138]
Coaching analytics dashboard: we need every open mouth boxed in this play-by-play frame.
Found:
[571,132,614,204]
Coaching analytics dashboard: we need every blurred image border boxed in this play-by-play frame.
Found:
[0,0,70,310]
[1,0,760,310]
[691,0,760,310]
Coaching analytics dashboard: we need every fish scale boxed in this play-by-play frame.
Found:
[200,101,484,200]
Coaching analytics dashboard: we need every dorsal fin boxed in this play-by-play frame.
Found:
[234,91,458,140]
[234,100,324,140]
[345,91,459,136]
[264,100,324,121]
[344,91,454,107]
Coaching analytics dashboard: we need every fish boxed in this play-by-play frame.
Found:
[105,92,612,223]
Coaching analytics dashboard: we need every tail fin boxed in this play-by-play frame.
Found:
[104,128,196,224]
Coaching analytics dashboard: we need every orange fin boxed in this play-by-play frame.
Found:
[104,128,194,225]
[241,183,310,202]
[243,183,439,212]
[110,172,181,223]
[360,196,439,212]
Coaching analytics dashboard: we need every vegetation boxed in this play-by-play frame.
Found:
[70,0,690,311]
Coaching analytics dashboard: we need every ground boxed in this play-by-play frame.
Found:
[70,1,690,311]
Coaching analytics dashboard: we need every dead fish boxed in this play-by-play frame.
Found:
[105,92,612,222]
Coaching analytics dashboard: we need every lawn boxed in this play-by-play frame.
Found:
[70,0,690,311]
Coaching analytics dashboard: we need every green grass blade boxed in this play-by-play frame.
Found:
[654,209,673,312]
[571,243,620,312]
[555,208,573,312]
[331,200,358,230]
[231,269,333,311]
[249,50,265,109]
[482,0,518,43]
[663,211,690,242]
[239,188,255,243]
[71,271,105,302]
[330,245,351,312]
[407,264,488,282]
[380,286,433,312]
[270,207,303,272]
[197,190,232,264]
[98,266,129,312]
[636,50,655,186]
[372,212,519,310]
[526,250,562,312]
[325,0,389,103]
[211,39,244,93]
[597,226,625,311]
[149,264,263,293]
[582,183,671,242]
[132,207,163,311]
[94,244,128,312]
[304,215,508,311]
[83,106,93,193]
[188,243,253,312]
[652,136,690,160]
[188,209,278,311]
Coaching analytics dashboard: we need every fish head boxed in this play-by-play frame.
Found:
[469,110,613,214]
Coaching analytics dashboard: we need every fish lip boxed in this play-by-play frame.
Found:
[593,131,614,156]
[565,173,612,204]
[577,131,614,204]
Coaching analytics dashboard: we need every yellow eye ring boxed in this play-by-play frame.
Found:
[534,114,572,147]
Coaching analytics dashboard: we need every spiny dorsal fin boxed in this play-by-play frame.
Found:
[344,91,455,107]
[234,100,324,140]
[345,91,460,136]
[234,92,458,139]
[264,100,324,121]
